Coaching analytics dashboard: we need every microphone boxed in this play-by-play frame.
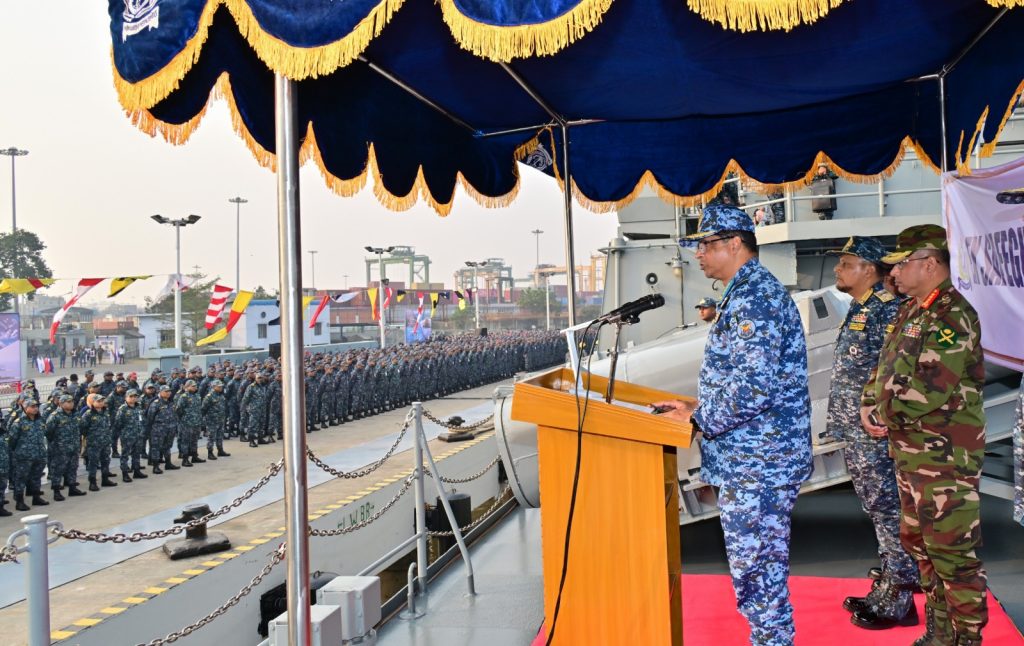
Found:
[599,294,665,324]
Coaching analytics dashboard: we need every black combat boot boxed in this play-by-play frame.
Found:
[164,458,180,470]
[321,421,328,429]
[912,606,953,646]
[249,439,259,448]
[844,576,888,614]
[207,448,218,460]
[151,462,163,474]
[122,470,132,483]
[68,484,87,496]
[851,579,918,629]
[89,477,100,492]
[0,500,10,516]
[103,469,117,479]
[217,446,231,457]
[101,474,118,487]
[953,630,982,646]
[14,494,29,511]
[191,453,206,464]
[30,491,49,506]
[52,487,66,502]
[111,448,120,458]
[181,456,193,467]
[133,467,148,479]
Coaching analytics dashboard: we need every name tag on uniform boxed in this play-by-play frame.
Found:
[902,323,922,338]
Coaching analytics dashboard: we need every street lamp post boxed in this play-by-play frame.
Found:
[531,229,543,286]
[365,246,394,348]
[151,214,202,351]
[465,261,486,330]
[544,272,552,331]
[1,147,28,232]
[308,250,318,290]
[228,196,247,290]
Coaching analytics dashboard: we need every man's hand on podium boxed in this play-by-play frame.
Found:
[649,399,694,424]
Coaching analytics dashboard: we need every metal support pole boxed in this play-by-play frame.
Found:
[174,224,182,351]
[877,178,885,217]
[939,74,949,172]
[545,274,551,331]
[473,266,480,329]
[415,406,476,595]
[274,72,311,646]
[378,253,387,349]
[412,402,429,596]
[10,153,16,232]
[6,514,54,646]
[236,203,241,289]
[560,123,578,326]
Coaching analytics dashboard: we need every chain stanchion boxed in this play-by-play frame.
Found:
[425,454,501,484]
[428,486,513,538]
[422,409,494,431]
[308,476,415,537]
[0,544,20,564]
[306,412,413,480]
[135,543,286,646]
[53,460,284,544]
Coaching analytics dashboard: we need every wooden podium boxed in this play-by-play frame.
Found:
[512,367,694,645]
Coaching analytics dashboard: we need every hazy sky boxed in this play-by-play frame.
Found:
[0,2,618,307]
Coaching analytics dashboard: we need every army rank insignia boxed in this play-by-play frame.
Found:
[902,323,922,338]
[848,312,868,331]
[737,319,755,339]
[876,290,895,302]
[935,327,958,347]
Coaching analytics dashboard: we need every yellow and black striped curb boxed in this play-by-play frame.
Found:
[52,433,493,643]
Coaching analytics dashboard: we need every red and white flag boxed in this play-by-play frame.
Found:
[205,284,234,329]
[413,292,425,334]
[50,278,103,343]
[382,287,394,309]
[308,296,329,329]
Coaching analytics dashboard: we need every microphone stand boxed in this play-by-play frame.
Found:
[604,316,636,403]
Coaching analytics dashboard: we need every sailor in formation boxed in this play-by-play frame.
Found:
[824,236,919,629]
[656,204,812,646]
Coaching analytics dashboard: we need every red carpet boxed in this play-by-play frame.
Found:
[533,574,1023,645]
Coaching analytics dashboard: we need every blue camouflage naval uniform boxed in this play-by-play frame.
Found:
[826,278,917,587]
[1013,380,1023,527]
[685,209,812,646]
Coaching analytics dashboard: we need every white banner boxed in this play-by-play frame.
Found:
[943,157,1024,370]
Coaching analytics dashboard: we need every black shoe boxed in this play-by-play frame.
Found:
[164,460,180,471]
[15,495,29,511]
[111,450,120,458]
[122,471,132,483]
[68,485,87,497]
[258,438,270,445]
[181,457,193,467]
[217,448,231,457]
[31,494,49,506]
[103,471,117,479]
[152,464,163,474]
[207,449,218,460]
[249,440,259,448]
[267,436,276,443]
[321,422,328,429]
[0,502,11,517]
[191,454,206,464]
[101,476,118,487]
[89,478,100,491]
[133,468,148,479]
[52,488,65,502]
[852,601,919,629]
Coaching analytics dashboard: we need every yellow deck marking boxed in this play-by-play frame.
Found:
[201,561,222,567]
[308,514,322,520]
[51,630,76,640]
[73,618,102,627]
[236,545,254,552]
[144,587,167,595]
[218,553,239,559]
[182,569,206,576]
[165,577,188,584]
[100,607,126,615]
[265,532,283,538]
[250,538,269,545]
[123,597,147,604]
[325,504,342,509]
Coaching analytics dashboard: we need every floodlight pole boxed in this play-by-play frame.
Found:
[274,72,311,646]
[229,196,248,291]
[531,229,543,286]
[175,223,182,350]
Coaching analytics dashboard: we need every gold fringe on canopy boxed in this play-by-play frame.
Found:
[986,0,1024,7]
[686,0,845,33]
[439,0,613,63]
[112,0,405,112]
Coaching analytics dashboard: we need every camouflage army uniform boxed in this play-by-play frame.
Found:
[267,377,282,440]
[826,277,918,593]
[114,401,146,474]
[862,276,987,641]
[0,421,10,512]
[202,388,228,452]
[241,379,269,443]
[79,406,114,483]
[1014,381,1023,527]
[147,395,178,465]
[9,412,47,500]
[106,386,126,456]
[46,404,83,491]
[683,206,812,646]
[174,387,203,460]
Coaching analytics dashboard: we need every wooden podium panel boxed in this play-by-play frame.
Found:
[512,367,693,645]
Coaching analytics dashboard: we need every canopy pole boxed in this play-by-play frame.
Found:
[939,75,949,172]
[274,72,312,646]
[560,123,578,326]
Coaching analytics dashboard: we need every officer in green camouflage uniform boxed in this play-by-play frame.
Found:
[861,225,987,646]
[46,394,87,500]
[114,389,148,481]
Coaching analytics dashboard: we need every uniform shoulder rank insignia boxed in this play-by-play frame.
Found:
[875,290,894,302]
[935,326,958,347]
[902,322,922,339]
[737,319,756,339]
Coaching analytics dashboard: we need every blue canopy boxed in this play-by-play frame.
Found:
[110,0,1024,213]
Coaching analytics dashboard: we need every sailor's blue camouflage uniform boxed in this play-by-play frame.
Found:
[1013,380,1023,527]
[690,258,812,646]
[825,281,917,585]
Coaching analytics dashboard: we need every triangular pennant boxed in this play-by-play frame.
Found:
[396,289,407,303]
[309,297,329,329]
[367,287,379,320]
[108,275,151,298]
[197,290,253,347]
[0,278,55,294]
[429,292,439,315]
[51,278,103,343]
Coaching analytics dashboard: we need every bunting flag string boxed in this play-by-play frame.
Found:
[50,278,103,343]
[108,275,153,298]
[396,289,406,303]
[331,292,358,304]
[0,278,55,295]
[308,296,329,329]
[153,274,197,303]
[367,287,379,321]
[196,290,253,347]
[429,292,440,315]
[382,286,394,309]
[205,284,234,329]
[455,290,467,311]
